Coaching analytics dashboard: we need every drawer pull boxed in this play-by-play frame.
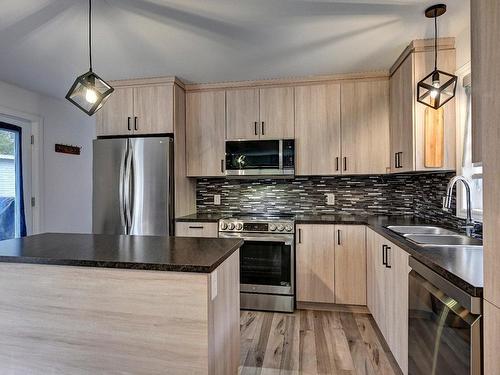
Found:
[189,226,204,229]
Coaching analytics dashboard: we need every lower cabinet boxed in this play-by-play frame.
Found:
[175,222,219,238]
[366,228,410,375]
[296,224,366,305]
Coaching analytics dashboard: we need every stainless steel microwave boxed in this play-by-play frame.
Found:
[225,139,295,177]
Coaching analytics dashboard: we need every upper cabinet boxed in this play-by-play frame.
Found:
[226,87,294,140]
[96,81,175,137]
[295,84,341,176]
[389,39,456,173]
[341,80,390,175]
[186,90,226,177]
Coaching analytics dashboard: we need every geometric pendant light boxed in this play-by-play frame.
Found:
[66,0,113,116]
[417,4,457,110]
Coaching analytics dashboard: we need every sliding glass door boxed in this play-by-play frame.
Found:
[0,121,31,240]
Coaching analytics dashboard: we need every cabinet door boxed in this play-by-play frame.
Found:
[295,84,341,175]
[259,87,294,139]
[226,89,259,140]
[390,55,414,172]
[133,85,174,134]
[95,87,133,136]
[366,229,386,333]
[186,91,226,177]
[296,224,335,304]
[341,80,390,174]
[334,225,366,305]
[385,244,410,375]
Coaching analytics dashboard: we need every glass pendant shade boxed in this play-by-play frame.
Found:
[417,69,457,109]
[66,70,114,116]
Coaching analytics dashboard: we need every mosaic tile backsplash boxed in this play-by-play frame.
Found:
[196,172,474,231]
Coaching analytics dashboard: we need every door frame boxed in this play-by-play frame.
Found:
[0,105,43,235]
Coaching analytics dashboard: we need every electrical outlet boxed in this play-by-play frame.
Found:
[214,194,221,205]
[326,193,335,205]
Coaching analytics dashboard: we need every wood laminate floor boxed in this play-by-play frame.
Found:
[239,309,402,375]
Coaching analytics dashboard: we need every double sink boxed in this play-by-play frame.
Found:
[387,225,482,248]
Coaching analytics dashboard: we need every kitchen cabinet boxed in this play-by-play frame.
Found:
[226,87,294,140]
[366,228,409,375]
[334,225,366,305]
[96,84,174,136]
[296,224,366,305]
[389,39,456,173]
[296,224,336,304]
[341,80,390,175]
[186,90,226,177]
[175,222,219,238]
[294,84,341,176]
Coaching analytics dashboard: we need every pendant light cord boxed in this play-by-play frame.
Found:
[434,8,438,71]
[89,0,93,71]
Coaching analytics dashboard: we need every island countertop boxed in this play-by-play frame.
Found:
[0,233,243,273]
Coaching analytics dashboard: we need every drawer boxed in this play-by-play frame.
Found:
[175,222,219,238]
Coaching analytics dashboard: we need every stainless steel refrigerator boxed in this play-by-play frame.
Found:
[92,137,174,236]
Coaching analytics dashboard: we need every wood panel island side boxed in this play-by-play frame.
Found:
[0,233,242,375]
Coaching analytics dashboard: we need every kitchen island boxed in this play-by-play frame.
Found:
[0,233,242,375]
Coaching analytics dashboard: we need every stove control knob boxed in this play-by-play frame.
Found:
[228,223,235,230]
[285,225,293,232]
[236,222,243,231]
[277,224,285,232]
[220,221,228,230]
[269,224,277,231]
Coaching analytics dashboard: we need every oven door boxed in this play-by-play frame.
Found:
[219,232,294,295]
[408,270,481,375]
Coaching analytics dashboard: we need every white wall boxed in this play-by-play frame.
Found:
[0,80,95,234]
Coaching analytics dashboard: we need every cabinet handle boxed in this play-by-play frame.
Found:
[127,117,132,131]
[134,116,138,131]
[188,226,204,229]
[254,122,258,136]
[337,229,341,245]
[382,244,387,265]
[335,157,339,171]
[343,157,347,171]
[386,246,392,268]
[261,121,265,135]
[394,153,398,169]
[221,159,225,173]
[398,152,403,168]
[298,228,302,244]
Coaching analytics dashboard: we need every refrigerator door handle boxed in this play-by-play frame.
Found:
[129,141,135,234]
[124,140,133,234]
[118,145,128,233]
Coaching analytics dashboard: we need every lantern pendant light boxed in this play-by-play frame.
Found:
[416,4,457,110]
[66,0,113,116]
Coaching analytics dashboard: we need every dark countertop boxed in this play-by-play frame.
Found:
[296,214,483,297]
[176,213,227,223]
[0,233,243,273]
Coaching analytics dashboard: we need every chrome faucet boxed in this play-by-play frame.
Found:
[442,176,475,236]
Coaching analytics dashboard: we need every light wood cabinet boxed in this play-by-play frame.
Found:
[96,84,174,136]
[296,224,366,305]
[295,84,341,176]
[389,39,456,173]
[334,225,366,305]
[484,300,500,375]
[175,222,219,238]
[296,224,336,304]
[341,80,390,175]
[366,228,409,375]
[186,90,226,177]
[226,87,294,140]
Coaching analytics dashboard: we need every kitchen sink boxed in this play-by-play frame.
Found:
[403,234,483,247]
[387,225,458,236]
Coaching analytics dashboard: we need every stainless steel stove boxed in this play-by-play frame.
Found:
[218,214,295,312]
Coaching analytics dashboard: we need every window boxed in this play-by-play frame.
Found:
[0,122,27,240]
[456,66,483,221]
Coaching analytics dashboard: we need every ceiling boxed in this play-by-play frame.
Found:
[0,0,470,99]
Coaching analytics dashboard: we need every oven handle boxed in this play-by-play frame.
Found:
[219,233,293,245]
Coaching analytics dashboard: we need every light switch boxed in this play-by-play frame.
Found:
[326,193,335,205]
[214,194,221,205]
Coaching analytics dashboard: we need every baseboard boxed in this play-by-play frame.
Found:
[296,301,370,314]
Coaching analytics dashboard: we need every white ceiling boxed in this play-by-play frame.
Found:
[0,0,470,99]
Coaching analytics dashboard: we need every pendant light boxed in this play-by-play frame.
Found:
[66,0,113,116]
[416,4,457,110]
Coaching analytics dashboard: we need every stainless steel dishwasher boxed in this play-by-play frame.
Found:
[408,258,482,375]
